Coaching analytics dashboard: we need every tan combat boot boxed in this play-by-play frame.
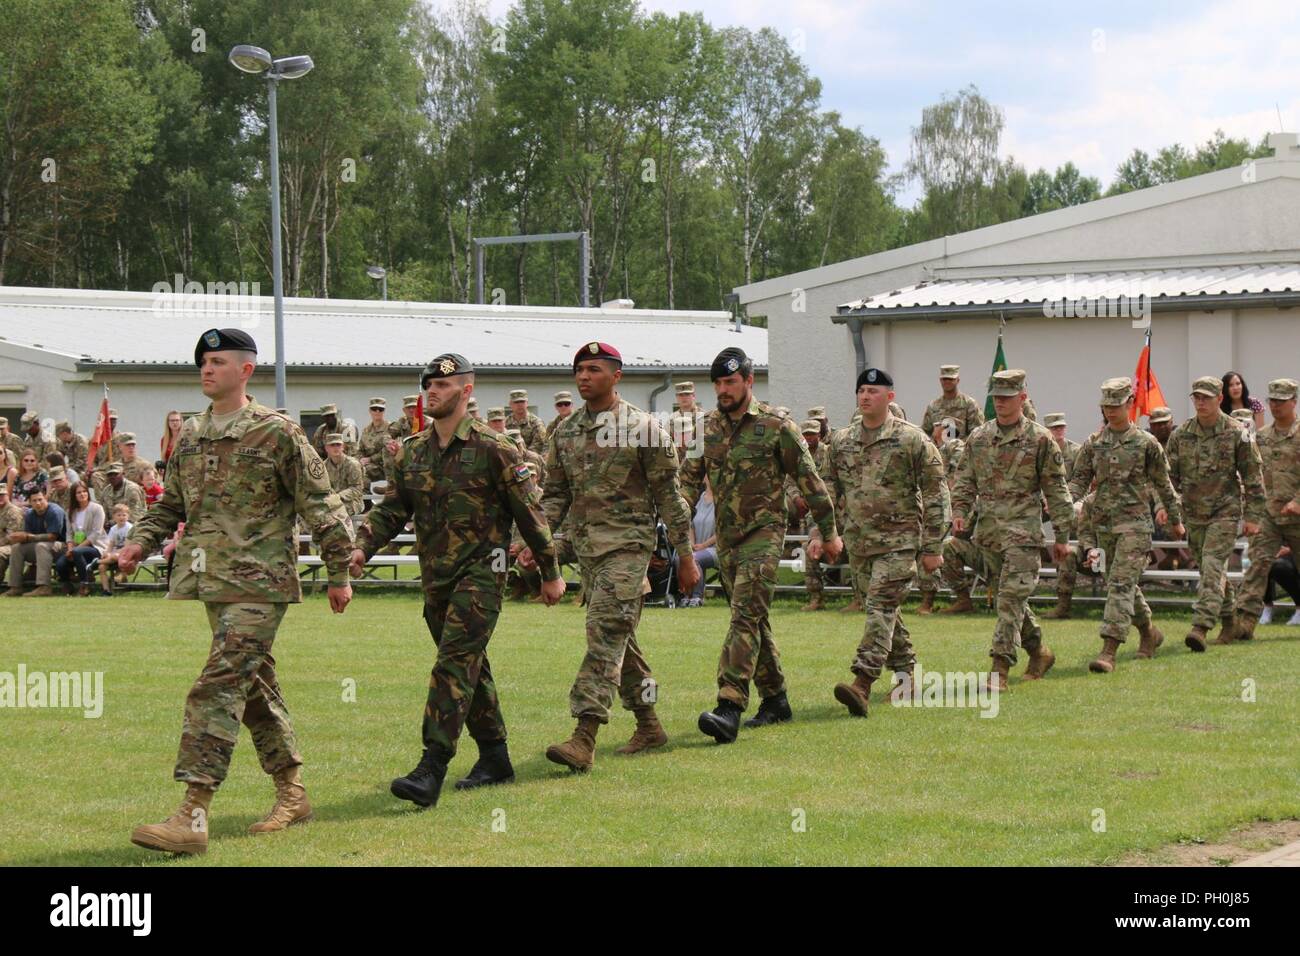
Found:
[833,674,873,717]
[941,588,974,614]
[916,591,936,615]
[1212,618,1240,646]
[615,706,668,755]
[1042,589,1072,620]
[1089,638,1122,673]
[839,596,864,614]
[986,658,1010,692]
[546,716,601,772]
[1023,645,1056,680]
[1234,615,1258,642]
[248,766,313,834]
[1184,625,1209,653]
[1136,622,1165,659]
[130,784,214,855]
[801,593,824,612]
[26,585,55,597]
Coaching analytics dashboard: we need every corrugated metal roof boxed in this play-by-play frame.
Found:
[839,263,1300,312]
[0,290,764,369]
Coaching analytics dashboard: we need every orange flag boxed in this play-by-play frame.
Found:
[1130,328,1167,422]
[84,391,113,476]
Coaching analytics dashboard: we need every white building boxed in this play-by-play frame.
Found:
[0,288,766,455]
[735,132,1300,437]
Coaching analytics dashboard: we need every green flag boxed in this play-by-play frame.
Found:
[984,331,1007,419]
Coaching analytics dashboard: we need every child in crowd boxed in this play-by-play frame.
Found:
[97,503,134,595]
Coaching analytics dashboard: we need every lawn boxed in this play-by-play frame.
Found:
[2,590,1297,866]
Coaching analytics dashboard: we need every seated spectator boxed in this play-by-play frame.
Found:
[678,479,718,607]
[0,485,24,582]
[44,451,79,486]
[45,464,73,513]
[1,488,66,597]
[55,482,106,596]
[7,451,47,505]
[139,465,165,508]
[1258,547,1300,626]
[98,462,147,522]
[97,503,135,596]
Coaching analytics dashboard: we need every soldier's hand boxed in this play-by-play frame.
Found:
[540,576,566,606]
[794,496,809,519]
[952,516,966,534]
[1053,542,1070,565]
[1171,522,1186,538]
[1155,508,1168,527]
[822,535,844,563]
[116,541,144,574]
[1242,521,1260,536]
[1283,500,1300,517]
[677,552,701,593]
[806,539,823,561]
[517,546,536,570]
[328,583,352,613]
[1087,548,1102,571]
[920,553,943,574]
[347,548,366,578]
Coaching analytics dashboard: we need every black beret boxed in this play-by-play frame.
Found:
[195,328,257,367]
[856,367,893,390]
[421,353,474,388]
[710,347,752,381]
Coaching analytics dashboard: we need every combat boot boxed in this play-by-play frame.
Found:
[697,701,743,743]
[616,707,669,754]
[941,588,974,614]
[1212,619,1240,646]
[801,594,824,612]
[986,658,1009,692]
[1041,590,1072,619]
[833,674,873,717]
[455,740,515,789]
[248,766,312,834]
[26,585,54,597]
[839,596,864,614]
[546,716,601,771]
[130,784,213,855]
[743,690,792,728]
[1184,625,1209,653]
[1089,638,1122,673]
[1136,622,1165,659]
[1023,645,1055,680]
[390,746,450,807]
[916,591,936,615]
[1234,614,1258,642]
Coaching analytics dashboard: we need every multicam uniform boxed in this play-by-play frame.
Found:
[1238,381,1300,631]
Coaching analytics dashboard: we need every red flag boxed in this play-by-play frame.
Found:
[415,393,424,428]
[84,391,112,475]
[1130,329,1167,422]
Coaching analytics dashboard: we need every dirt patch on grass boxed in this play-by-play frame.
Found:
[1116,819,1300,866]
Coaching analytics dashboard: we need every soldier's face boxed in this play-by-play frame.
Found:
[857,384,892,419]
[554,402,571,417]
[713,373,751,413]
[1050,425,1067,444]
[575,360,621,402]
[370,408,385,423]
[510,400,528,417]
[327,444,344,461]
[1269,397,1296,423]
[200,352,251,399]
[1191,393,1218,419]
[426,378,468,419]
[804,434,819,452]
[488,419,505,433]
[1100,403,1129,429]
[678,393,696,410]
[940,376,958,394]
[1150,420,1173,441]
[991,393,1025,423]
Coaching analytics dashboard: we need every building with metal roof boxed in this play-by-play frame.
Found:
[735,132,1300,437]
[0,287,765,454]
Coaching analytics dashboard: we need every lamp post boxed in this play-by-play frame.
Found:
[366,265,387,301]
[228,44,314,410]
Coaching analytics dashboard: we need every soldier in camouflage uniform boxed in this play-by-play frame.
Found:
[917,424,966,614]
[118,328,355,856]
[951,370,1073,689]
[324,434,367,516]
[312,403,358,459]
[1042,412,1083,619]
[798,420,832,611]
[0,416,22,460]
[1236,379,1300,639]
[1068,377,1183,672]
[817,368,949,716]
[98,462,147,522]
[354,353,563,807]
[0,485,24,582]
[507,389,548,453]
[505,427,548,602]
[118,434,151,486]
[679,347,840,743]
[921,364,985,440]
[1167,376,1266,650]
[55,422,89,475]
[546,391,574,441]
[18,411,56,463]
[466,397,480,420]
[530,341,698,771]
[675,381,698,416]
[357,397,390,487]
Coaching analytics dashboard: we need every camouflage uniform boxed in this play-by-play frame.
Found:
[358,414,559,755]
[822,416,949,679]
[325,451,367,516]
[57,428,90,474]
[0,497,24,580]
[1238,380,1300,627]
[543,398,691,722]
[122,454,151,487]
[127,401,354,789]
[1068,383,1182,645]
[19,430,56,464]
[358,421,390,485]
[311,421,358,459]
[99,474,147,522]
[919,435,965,600]
[509,412,547,453]
[922,393,985,440]
[950,372,1073,666]
[1045,415,1083,601]
[802,436,832,599]
[1166,400,1265,632]
[680,398,837,709]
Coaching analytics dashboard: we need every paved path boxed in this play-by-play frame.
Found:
[1235,839,1300,866]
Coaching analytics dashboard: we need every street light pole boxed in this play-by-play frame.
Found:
[267,77,287,409]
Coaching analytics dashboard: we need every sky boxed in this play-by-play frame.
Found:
[447,0,1300,205]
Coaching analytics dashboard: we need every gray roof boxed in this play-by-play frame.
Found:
[0,288,764,371]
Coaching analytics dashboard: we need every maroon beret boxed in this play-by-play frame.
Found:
[573,341,622,371]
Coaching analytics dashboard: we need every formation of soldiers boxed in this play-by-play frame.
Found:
[56,325,1294,857]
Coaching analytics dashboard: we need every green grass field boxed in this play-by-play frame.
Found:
[2,590,1297,866]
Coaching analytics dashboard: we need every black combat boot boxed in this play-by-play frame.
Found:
[453,740,515,791]
[698,701,743,744]
[743,690,792,728]
[390,746,450,807]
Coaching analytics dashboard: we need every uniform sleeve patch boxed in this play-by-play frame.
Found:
[514,463,532,481]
